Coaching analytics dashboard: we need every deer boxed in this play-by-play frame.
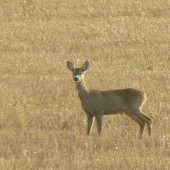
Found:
[67,60,152,138]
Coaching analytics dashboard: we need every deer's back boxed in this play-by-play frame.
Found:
[101,88,146,106]
[81,88,146,116]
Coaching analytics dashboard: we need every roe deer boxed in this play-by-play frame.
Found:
[67,61,152,138]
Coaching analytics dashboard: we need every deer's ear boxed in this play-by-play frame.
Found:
[67,61,75,71]
[81,61,89,72]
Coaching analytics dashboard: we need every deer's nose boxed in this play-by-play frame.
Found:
[74,77,79,81]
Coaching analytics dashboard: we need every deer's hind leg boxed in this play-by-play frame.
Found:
[140,112,152,136]
[129,109,152,137]
[125,111,146,139]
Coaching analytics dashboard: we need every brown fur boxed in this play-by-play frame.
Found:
[67,61,152,138]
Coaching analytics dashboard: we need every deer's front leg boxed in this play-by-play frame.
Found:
[95,114,103,136]
[87,114,94,135]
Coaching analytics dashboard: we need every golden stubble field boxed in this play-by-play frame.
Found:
[0,0,170,169]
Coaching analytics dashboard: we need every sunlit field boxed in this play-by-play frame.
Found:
[0,0,170,169]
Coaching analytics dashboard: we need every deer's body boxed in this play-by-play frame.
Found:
[67,61,152,138]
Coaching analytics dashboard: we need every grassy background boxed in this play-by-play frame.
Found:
[0,0,170,169]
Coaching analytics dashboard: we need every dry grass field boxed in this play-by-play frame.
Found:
[0,0,170,169]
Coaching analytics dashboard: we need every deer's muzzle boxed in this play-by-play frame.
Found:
[74,77,79,82]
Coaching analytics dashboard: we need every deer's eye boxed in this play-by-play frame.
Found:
[79,72,83,75]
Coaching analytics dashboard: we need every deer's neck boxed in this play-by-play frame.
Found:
[76,80,89,101]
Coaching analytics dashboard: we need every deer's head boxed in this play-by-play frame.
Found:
[67,61,89,83]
